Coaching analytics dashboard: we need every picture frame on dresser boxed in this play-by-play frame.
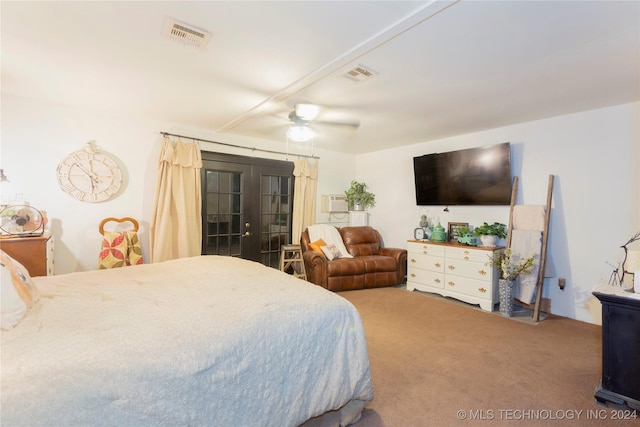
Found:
[447,222,468,243]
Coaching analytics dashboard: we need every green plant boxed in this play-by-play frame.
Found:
[473,222,507,238]
[456,224,471,235]
[344,180,376,209]
[487,248,536,280]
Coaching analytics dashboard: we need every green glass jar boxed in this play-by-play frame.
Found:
[431,222,446,242]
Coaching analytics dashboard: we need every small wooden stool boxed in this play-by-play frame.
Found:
[280,244,307,280]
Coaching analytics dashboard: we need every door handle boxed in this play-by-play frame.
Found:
[242,231,251,237]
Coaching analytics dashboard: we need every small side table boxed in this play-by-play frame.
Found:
[280,244,307,280]
[0,234,54,277]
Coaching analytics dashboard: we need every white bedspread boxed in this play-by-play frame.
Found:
[1,256,373,427]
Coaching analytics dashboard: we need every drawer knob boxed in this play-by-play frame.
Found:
[410,258,417,263]
[464,250,470,255]
[478,269,487,276]
[464,256,470,260]
[410,273,416,278]
[434,278,441,284]
[448,265,456,270]
[478,287,487,293]
[448,281,455,287]
[434,262,441,268]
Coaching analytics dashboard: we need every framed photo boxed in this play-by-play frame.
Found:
[448,222,469,242]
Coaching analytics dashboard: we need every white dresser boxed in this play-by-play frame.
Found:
[406,240,503,312]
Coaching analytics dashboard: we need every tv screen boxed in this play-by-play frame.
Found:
[414,143,512,206]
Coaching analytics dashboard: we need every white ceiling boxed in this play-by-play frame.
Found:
[2,1,639,154]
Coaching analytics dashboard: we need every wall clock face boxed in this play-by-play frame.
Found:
[56,143,122,203]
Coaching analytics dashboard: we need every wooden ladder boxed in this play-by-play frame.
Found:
[506,175,554,322]
[280,244,307,280]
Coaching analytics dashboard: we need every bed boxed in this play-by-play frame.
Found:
[0,254,374,427]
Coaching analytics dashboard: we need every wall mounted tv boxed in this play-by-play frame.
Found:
[413,142,512,206]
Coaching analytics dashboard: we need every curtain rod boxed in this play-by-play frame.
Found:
[160,132,320,159]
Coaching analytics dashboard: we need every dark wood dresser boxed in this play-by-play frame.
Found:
[593,291,640,411]
[0,234,54,277]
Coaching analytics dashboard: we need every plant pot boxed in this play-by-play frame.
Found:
[499,279,515,317]
[479,235,499,247]
[352,202,364,211]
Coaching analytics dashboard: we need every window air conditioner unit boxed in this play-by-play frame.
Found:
[321,194,348,213]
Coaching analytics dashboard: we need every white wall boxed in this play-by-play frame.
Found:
[0,94,356,273]
[355,102,640,325]
[2,93,637,325]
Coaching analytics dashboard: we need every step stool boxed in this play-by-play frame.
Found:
[280,244,307,280]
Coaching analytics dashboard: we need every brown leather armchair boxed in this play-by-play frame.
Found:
[300,226,407,291]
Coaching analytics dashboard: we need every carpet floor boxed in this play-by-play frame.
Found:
[338,287,636,427]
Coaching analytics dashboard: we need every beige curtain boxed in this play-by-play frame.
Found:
[150,137,202,263]
[292,158,318,245]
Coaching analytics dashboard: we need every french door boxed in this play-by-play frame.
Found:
[201,151,294,268]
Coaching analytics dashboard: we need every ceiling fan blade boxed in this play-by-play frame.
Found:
[314,119,360,129]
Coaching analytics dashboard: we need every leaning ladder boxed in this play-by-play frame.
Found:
[506,175,554,322]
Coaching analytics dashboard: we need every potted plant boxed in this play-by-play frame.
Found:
[473,222,507,247]
[486,249,536,317]
[345,180,376,211]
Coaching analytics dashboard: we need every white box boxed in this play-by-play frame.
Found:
[349,211,368,226]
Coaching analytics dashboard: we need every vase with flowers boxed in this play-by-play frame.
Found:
[487,248,536,317]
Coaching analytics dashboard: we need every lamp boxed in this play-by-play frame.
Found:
[286,125,315,142]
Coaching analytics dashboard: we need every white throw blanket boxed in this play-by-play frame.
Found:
[510,205,553,303]
[511,229,543,304]
[1,256,372,427]
[308,224,353,258]
[512,205,546,231]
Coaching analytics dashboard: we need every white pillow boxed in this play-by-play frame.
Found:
[1,250,39,330]
[321,244,342,261]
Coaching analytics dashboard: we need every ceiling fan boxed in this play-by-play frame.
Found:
[286,103,359,142]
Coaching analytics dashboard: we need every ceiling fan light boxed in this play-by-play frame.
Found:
[286,125,315,142]
[295,103,320,121]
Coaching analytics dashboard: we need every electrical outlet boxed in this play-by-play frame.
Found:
[558,278,566,290]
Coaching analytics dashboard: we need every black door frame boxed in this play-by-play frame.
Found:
[201,151,294,265]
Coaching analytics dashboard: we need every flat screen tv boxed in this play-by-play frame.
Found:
[413,142,512,206]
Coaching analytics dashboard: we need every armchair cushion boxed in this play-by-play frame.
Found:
[341,226,381,256]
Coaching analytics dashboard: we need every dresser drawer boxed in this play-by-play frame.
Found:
[408,241,445,257]
[445,259,493,282]
[407,268,444,289]
[408,254,444,273]
[444,275,493,300]
[445,246,494,263]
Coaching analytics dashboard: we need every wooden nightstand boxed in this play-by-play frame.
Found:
[0,234,54,277]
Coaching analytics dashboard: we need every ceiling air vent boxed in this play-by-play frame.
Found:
[343,64,378,83]
[163,18,211,49]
